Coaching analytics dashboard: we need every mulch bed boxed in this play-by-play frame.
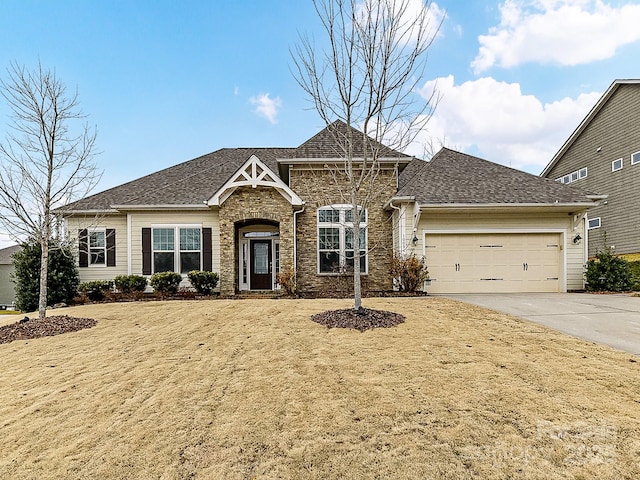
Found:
[311,308,405,332]
[0,315,97,345]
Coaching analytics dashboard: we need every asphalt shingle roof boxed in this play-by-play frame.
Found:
[397,148,596,205]
[64,147,297,211]
[64,121,409,211]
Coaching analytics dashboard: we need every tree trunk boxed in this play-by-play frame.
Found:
[38,238,48,319]
[352,198,362,312]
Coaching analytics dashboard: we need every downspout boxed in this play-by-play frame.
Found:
[388,200,402,256]
[293,204,305,288]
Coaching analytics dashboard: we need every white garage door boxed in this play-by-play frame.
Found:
[425,233,562,294]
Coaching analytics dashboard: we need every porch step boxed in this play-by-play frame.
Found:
[233,291,285,299]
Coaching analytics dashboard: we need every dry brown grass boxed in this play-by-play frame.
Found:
[1,298,639,479]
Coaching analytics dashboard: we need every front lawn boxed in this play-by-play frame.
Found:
[0,298,638,479]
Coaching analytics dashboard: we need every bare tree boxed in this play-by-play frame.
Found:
[292,0,441,311]
[0,62,101,319]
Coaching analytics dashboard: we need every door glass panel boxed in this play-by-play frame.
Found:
[253,242,269,274]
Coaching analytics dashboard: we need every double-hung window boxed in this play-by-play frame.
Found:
[89,230,106,266]
[317,206,367,273]
[152,226,202,274]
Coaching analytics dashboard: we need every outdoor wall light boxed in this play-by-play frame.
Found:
[412,234,419,245]
[573,234,582,244]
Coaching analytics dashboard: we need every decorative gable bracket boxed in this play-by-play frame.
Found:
[208,155,304,207]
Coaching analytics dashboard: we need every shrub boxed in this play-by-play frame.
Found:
[12,240,80,312]
[150,271,183,295]
[275,266,297,295]
[627,261,640,291]
[79,280,114,301]
[584,248,634,292]
[114,274,148,293]
[389,253,429,293]
[187,270,219,295]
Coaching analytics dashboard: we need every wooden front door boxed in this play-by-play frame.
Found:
[250,240,272,290]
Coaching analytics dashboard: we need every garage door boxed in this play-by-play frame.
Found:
[425,233,562,293]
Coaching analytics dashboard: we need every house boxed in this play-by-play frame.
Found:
[60,121,599,295]
[0,244,20,306]
[541,79,640,257]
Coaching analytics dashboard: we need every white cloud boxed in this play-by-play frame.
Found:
[411,75,601,173]
[472,0,640,73]
[249,93,282,124]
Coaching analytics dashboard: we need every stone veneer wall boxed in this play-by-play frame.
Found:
[218,186,295,296]
[289,166,396,294]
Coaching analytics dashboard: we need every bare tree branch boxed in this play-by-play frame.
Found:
[0,61,101,318]
[292,0,442,310]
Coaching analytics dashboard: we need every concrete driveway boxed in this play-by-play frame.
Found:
[443,293,640,356]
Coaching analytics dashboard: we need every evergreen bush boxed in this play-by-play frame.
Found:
[114,274,148,293]
[150,272,183,295]
[79,280,114,301]
[584,248,634,292]
[187,270,219,295]
[11,241,80,312]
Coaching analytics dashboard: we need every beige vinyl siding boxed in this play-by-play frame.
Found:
[65,214,129,283]
[415,211,586,292]
[545,83,640,256]
[129,210,220,277]
[0,264,15,305]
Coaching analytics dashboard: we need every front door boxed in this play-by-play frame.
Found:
[250,240,272,290]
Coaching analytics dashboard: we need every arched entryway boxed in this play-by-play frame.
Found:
[236,219,280,291]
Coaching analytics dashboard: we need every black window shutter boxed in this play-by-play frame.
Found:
[78,229,88,267]
[202,227,212,272]
[142,228,152,275]
[106,229,116,267]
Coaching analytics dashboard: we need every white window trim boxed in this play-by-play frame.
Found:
[612,158,623,172]
[151,224,203,275]
[588,217,601,230]
[631,151,640,166]
[317,205,368,274]
[88,228,107,268]
[556,167,587,184]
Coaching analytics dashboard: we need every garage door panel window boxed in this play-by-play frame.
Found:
[318,206,367,273]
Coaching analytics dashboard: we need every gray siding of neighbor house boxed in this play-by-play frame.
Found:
[0,264,16,305]
[545,83,640,257]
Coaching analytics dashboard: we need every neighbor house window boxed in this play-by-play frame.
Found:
[588,217,601,230]
[152,226,201,274]
[632,151,640,165]
[556,167,587,184]
[89,230,106,266]
[317,206,367,273]
[612,158,623,172]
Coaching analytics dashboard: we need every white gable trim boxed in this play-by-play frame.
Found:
[208,155,304,207]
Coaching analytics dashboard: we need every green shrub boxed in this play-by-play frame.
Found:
[12,240,80,312]
[389,253,429,292]
[150,271,183,295]
[628,261,640,291]
[114,274,148,293]
[79,280,114,301]
[584,248,634,292]
[187,270,219,295]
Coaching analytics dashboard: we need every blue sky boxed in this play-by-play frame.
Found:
[1,0,640,248]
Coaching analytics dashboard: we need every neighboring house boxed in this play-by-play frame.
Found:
[0,245,20,306]
[541,79,640,257]
[60,121,598,295]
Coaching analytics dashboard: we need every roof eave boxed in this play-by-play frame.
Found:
[541,79,640,177]
[278,156,412,165]
[418,202,597,213]
[110,204,211,211]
